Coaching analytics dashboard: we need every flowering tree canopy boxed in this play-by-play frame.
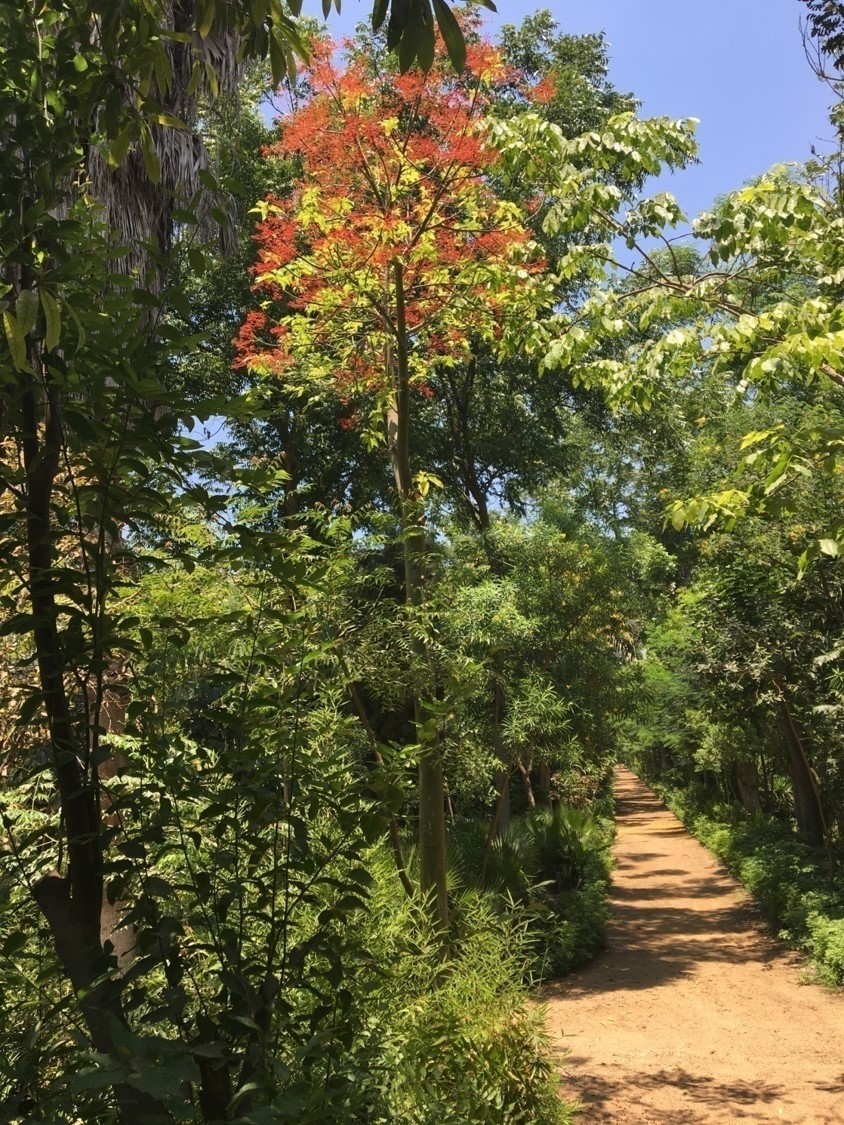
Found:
[235,41,555,444]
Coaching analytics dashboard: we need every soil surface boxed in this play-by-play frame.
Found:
[544,767,844,1124]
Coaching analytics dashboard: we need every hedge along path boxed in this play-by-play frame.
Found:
[544,767,844,1124]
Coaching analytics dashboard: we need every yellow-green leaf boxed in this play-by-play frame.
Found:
[40,290,61,351]
[16,289,39,336]
[196,0,215,38]
[3,310,26,370]
[140,126,160,184]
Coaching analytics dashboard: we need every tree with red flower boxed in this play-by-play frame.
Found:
[235,38,555,930]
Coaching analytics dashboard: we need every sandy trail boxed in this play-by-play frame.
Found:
[544,767,844,1124]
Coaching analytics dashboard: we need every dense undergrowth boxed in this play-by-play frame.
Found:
[652,781,844,987]
[447,801,614,980]
[0,791,612,1123]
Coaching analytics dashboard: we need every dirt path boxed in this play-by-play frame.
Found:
[544,767,844,1124]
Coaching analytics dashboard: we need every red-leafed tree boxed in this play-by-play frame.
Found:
[235,39,554,930]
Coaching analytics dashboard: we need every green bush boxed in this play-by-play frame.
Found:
[525,805,609,891]
[443,801,614,987]
[532,846,613,978]
[325,871,573,1124]
[807,915,844,985]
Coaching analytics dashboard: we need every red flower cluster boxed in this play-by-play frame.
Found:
[235,40,547,425]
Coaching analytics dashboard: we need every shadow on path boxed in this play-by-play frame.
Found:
[544,767,844,1124]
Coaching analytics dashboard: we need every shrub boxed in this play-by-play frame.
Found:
[531,844,613,978]
[326,872,573,1124]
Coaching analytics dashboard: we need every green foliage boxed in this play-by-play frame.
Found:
[525,805,609,892]
[340,879,571,1124]
[446,801,614,984]
[534,851,613,978]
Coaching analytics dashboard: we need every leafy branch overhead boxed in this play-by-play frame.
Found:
[372,0,496,73]
[490,107,844,564]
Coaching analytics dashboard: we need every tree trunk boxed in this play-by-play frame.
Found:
[443,358,491,533]
[20,363,166,1122]
[517,760,536,809]
[777,698,824,846]
[387,262,449,933]
[537,762,552,807]
[92,664,135,969]
[735,759,761,813]
[492,678,510,834]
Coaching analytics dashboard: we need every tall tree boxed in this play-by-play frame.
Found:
[235,40,555,927]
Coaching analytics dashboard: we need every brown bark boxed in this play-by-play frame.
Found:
[537,762,552,807]
[735,759,761,814]
[777,698,824,846]
[481,767,514,886]
[387,262,449,932]
[517,760,537,809]
[91,664,135,969]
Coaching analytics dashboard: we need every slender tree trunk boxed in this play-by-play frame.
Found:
[759,747,770,809]
[777,697,824,846]
[492,678,510,834]
[443,358,491,533]
[537,762,552,807]
[387,262,449,933]
[92,665,135,969]
[735,759,761,813]
[481,767,513,886]
[19,358,164,1123]
[517,760,536,809]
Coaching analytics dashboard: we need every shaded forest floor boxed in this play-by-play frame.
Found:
[544,768,844,1124]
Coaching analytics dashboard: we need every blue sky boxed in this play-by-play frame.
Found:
[318,0,835,220]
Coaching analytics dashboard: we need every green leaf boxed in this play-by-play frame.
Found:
[190,1041,227,1059]
[187,59,203,96]
[371,0,389,31]
[128,1061,199,1099]
[149,112,186,129]
[0,613,37,637]
[431,0,465,72]
[818,538,840,557]
[198,168,218,192]
[16,289,39,335]
[140,126,160,184]
[3,309,26,370]
[415,2,436,73]
[2,931,27,957]
[40,290,61,350]
[269,26,287,85]
[143,876,173,898]
[204,60,219,98]
[196,0,215,38]
[108,122,135,170]
[398,24,418,73]
[17,692,44,727]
